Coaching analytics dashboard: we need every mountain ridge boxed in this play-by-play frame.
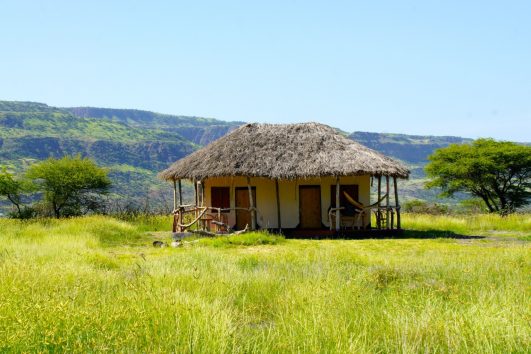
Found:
[2,100,525,211]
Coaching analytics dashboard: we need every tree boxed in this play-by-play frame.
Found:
[0,167,34,218]
[26,156,111,217]
[425,139,531,214]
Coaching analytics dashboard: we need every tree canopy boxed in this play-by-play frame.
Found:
[26,156,111,217]
[425,139,531,214]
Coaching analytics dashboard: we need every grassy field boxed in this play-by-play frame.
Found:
[0,214,529,353]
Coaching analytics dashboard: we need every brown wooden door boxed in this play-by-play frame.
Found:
[299,186,322,228]
[235,187,256,230]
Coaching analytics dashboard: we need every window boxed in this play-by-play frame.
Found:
[211,187,230,211]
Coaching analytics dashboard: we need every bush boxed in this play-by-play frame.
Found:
[7,206,37,219]
[457,198,489,214]
[402,199,449,215]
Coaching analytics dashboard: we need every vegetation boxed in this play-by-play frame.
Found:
[426,139,531,214]
[0,156,112,218]
[25,156,111,217]
[3,100,515,214]
[0,100,241,214]
[350,131,472,164]
[402,199,449,215]
[0,167,34,217]
[401,213,531,240]
[0,213,528,352]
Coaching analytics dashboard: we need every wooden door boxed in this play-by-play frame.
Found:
[299,186,322,228]
[235,187,256,230]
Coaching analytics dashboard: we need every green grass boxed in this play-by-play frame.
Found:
[197,231,285,247]
[401,213,531,240]
[0,214,529,352]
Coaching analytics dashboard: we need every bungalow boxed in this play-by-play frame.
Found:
[159,123,409,234]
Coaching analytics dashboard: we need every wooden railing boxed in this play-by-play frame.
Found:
[328,206,401,231]
[172,205,256,233]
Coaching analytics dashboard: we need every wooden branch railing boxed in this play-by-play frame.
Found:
[329,205,400,231]
[172,205,257,233]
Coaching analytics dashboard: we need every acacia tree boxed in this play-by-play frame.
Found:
[425,139,531,214]
[26,156,111,217]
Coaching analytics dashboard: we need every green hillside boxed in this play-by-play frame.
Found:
[3,100,517,213]
[349,131,473,164]
[0,101,243,212]
[65,106,245,146]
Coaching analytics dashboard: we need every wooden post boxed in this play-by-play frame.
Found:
[377,175,382,229]
[178,179,182,206]
[176,210,183,232]
[200,180,205,207]
[335,177,340,232]
[247,177,256,230]
[275,179,282,231]
[172,179,177,211]
[193,178,198,221]
[386,175,390,230]
[394,176,401,230]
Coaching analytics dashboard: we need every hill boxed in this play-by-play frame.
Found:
[1,100,509,212]
[349,131,473,164]
[0,101,242,211]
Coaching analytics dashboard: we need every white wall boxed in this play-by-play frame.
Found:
[203,175,371,229]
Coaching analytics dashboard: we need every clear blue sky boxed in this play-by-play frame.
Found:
[1,1,530,141]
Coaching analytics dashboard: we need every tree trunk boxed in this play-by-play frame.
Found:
[7,194,21,216]
[479,194,495,213]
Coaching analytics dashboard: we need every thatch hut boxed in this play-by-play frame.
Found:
[160,122,409,234]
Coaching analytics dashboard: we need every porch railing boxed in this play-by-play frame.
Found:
[328,206,401,231]
[172,205,256,233]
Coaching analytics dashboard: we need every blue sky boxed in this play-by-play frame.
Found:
[1,1,530,141]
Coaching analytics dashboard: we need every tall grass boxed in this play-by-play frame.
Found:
[0,215,529,352]
[402,213,531,238]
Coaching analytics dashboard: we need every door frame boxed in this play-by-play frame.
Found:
[298,185,322,229]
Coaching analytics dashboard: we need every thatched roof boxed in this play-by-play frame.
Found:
[160,122,409,180]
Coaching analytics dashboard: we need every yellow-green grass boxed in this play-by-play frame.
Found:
[401,213,531,240]
[0,215,529,353]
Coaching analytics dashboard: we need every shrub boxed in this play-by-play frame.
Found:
[402,199,449,214]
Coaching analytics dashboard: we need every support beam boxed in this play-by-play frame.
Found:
[172,179,177,211]
[275,179,282,231]
[335,177,340,232]
[178,179,182,206]
[394,176,401,230]
[193,178,198,221]
[377,175,382,229]
[200,180,204,207]
[247,177,256,230]
[386,175,390,230]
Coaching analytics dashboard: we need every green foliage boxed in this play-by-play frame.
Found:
[26,156,111,217]
[0,167,35,217]
[426,139,531,214]
[402,199,449,214]
[458,198,488,214]
[0,215,528,352]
